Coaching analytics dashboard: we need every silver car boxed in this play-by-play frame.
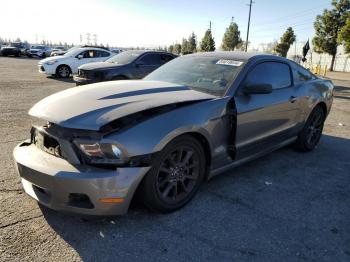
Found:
[13,52,333,216]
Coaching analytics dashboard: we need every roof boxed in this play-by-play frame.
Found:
[188,51,280,61]
[122,50,173,54]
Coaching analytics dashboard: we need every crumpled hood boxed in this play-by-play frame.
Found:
[29,80,216,130]
[79,62,124,71]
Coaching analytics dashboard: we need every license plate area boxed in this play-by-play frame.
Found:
[31,127,62,158]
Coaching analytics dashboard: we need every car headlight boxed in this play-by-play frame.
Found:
[74,140,127,165]
[45,60,58,65]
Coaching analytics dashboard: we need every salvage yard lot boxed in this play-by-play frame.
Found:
[0,57,349,262]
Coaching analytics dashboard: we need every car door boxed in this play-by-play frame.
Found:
[134,53,163,78]
[72,50,96,73]
[234,60,301,159]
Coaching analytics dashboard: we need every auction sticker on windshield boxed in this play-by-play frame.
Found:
[216,59,243,66]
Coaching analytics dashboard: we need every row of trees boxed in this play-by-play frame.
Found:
[167,0,350,72]
[313,0,350,71]
[0,37,76,49]
[167,21,247,55]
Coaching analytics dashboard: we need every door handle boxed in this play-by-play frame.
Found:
[289,96,297,103]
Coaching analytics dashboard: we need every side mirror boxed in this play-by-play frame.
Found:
[77,54,83,60]
[243,83,272,95]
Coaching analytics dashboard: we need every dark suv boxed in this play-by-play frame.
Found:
[73,50,177,85]
[1,42,30,57]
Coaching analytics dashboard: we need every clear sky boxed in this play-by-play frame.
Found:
[0,0,332,48]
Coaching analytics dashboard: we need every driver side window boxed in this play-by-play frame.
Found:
[245,62,292,90]
[78,50,95,59]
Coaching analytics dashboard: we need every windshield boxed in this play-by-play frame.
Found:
[63,46,80,56]
[10,43,22,48]
[145,56,244,96]
[106,51,142,64]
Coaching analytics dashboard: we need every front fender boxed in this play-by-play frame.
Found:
[102,97,230,158]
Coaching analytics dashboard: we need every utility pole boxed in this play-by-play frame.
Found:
[231,16,234,23]
[245,0,253,52]
[209,21,212,31]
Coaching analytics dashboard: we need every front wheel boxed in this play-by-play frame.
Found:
[56,65,71,78]
[295,105,325,152]
[140,135,206,213]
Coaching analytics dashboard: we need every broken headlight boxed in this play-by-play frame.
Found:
[74,140,128,165]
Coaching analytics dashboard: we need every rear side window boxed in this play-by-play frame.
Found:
[293,66,314,84]
[245,62,292,89]
[162,54,175,63]
[138,54,163,65]
[96,50,110,57]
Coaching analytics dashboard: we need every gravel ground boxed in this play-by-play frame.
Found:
[0,57,349,262]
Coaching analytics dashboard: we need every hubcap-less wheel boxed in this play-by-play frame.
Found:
[141,135,205,213]
[156,146,200,204]
[57,66,70,78]
[295,106,325,151]
[306,109,324,147]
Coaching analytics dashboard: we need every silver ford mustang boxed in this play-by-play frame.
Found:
[13,52,334,216]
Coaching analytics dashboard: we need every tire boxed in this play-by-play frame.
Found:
[140,135,206,213]
[295,105,325,152]
[15,52,20,57]
[42,53,46,58]
[56,65,71,78]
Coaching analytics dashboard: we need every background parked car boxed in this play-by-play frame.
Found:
[0,42,30,57]
[38,47,114,78]
[50,46,67,56]
[74,50,177,85]
[27,45,52,58]
[110,48,123,54]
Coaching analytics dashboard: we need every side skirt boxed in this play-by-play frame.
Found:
[208,136,297,179]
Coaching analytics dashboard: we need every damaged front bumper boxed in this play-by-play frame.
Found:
[13,141,150,216]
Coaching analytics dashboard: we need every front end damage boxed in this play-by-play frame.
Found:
[13,80,222,215]
[14,103,214,216]
[14,122,152,216]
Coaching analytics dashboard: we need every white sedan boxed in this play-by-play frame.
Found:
[38,47,114,78]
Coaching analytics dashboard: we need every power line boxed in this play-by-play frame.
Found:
[250,21,314,35]
[252,18,315,30]
[250,3,327,26]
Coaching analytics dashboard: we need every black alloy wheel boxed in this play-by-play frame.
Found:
[141,135,206,212]
[295,105,325,151]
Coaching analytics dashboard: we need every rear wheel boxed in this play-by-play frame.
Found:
[141,135,206,213]
[56,65,71,78]
[295,105,325,152]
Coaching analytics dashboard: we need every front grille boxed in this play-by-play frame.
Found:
[31,127,62,158]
